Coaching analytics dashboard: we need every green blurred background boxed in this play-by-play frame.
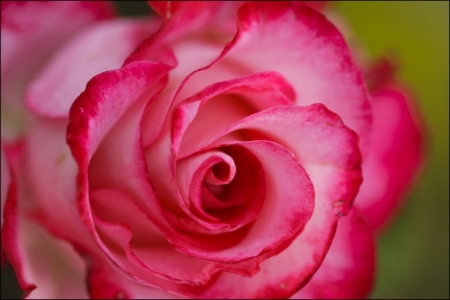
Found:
[1,1,448,299]
[336,1,449,298]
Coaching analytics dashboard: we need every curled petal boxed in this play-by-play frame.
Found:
[173,147,265,234]
[68,61,245,291]
[146,71,295,228]
[172,71,295,157]
[186,140,314,262]
[67,60,172,163]
[177,104,362,298]
[174,151,265,234]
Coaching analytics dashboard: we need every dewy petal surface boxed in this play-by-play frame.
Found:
[291,208,375,299]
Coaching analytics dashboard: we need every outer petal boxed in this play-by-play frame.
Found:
[1,1,114,139]
[26,18,161,118]
[22,118,97,253]
[0,145,10,265]
[1,145,89,299]
[12,220,89,299]
[356,85,425,231]
[66,60,172,265]
[291,208,376,299]
[1,145,10,227]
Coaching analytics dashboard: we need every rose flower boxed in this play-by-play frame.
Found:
[0,1,424,299]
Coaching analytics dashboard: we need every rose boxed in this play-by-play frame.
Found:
[0,1,424,299]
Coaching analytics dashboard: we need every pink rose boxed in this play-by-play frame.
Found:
[0,1,424,299]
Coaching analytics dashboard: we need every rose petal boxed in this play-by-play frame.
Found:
[1,146,10,227]
[85,105,263,284]
[90,188,228,286]
[126,3,243,145]
[174,150,241,229]
[126,1,239,65]
[173,146,265,234]
[145,71,295,231]
[1,163,89,299]
[26,18,161,118]
[88,255,181,299]
[66,60,173,279]
[176,1,371,153]
[177,140,314,263]
[1,1,114,95]
[291,208,375,299]
[178,104,362,298]
[356,85,425,232]
[172,71,295,157]
[19,220,89,299]
[22,118,96,248]
[67,61,244,289]
[1,1,114,140]
[81,72,314,283]
[67,60,172,163]
[148,1,239,38]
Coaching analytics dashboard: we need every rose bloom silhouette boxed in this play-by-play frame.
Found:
[0,1,424,299]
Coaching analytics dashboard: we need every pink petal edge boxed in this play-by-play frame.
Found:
[291,207,376,299]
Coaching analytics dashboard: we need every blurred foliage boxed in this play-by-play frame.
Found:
[335,1,449,299]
